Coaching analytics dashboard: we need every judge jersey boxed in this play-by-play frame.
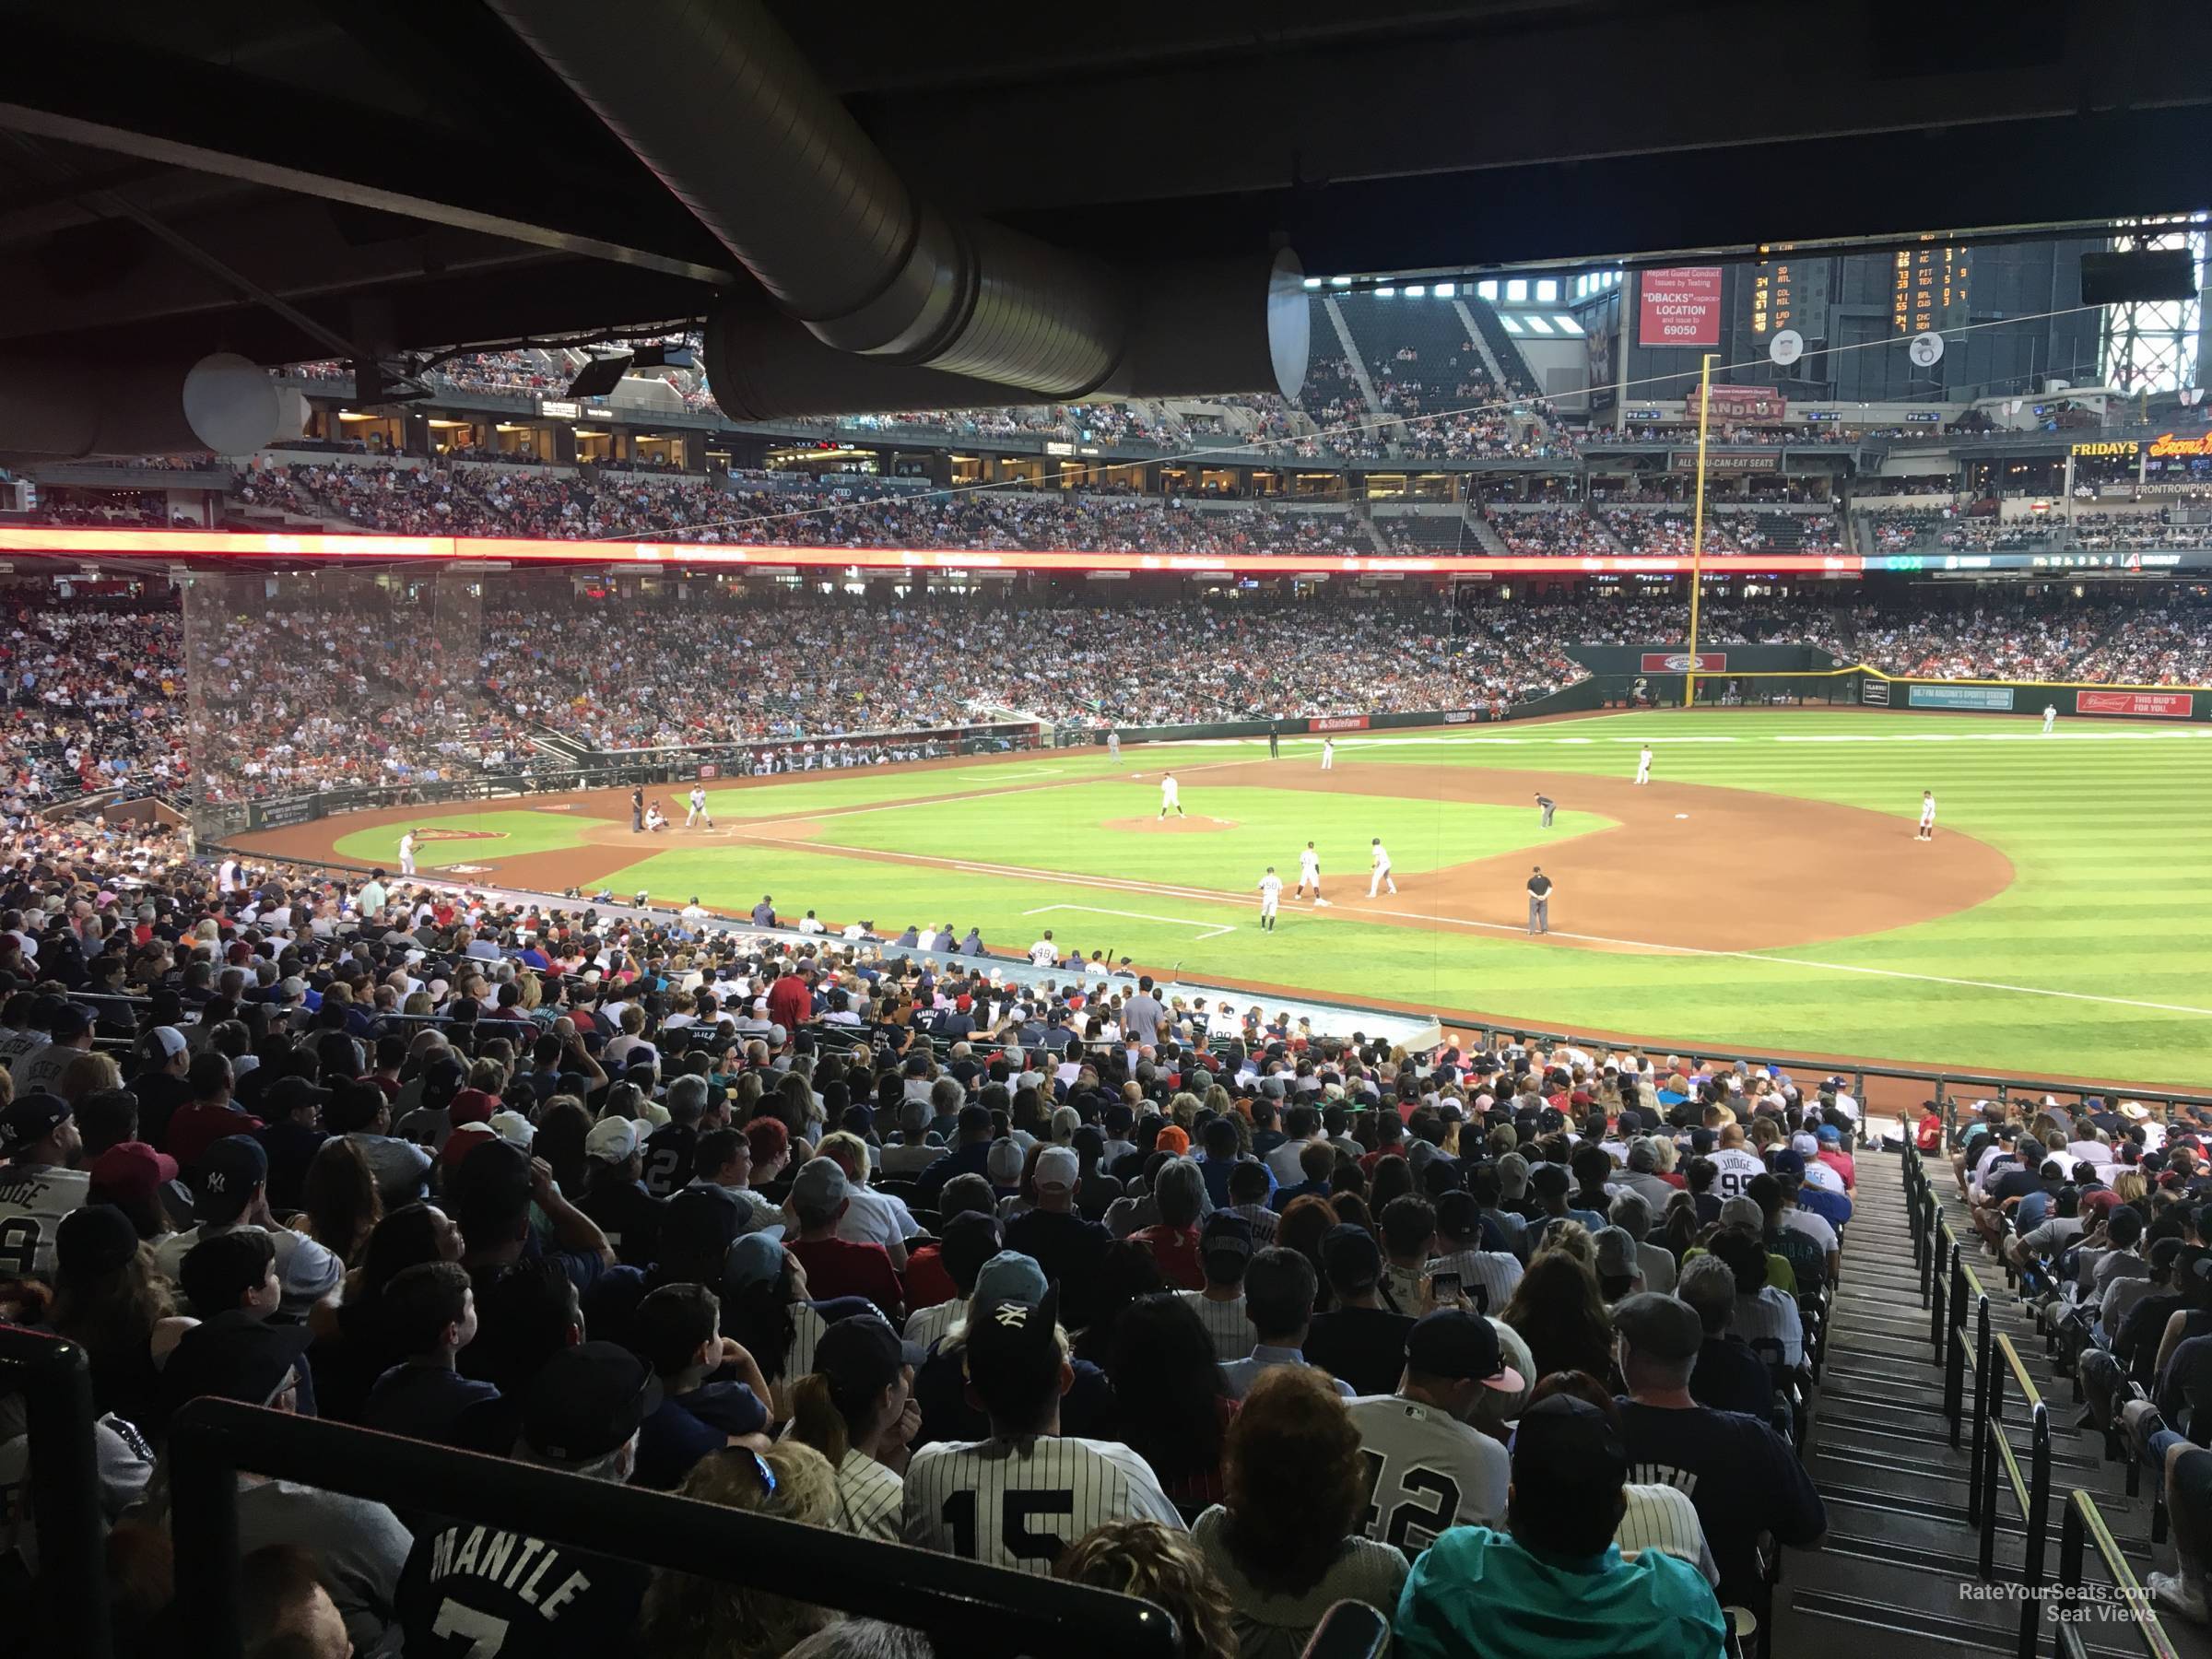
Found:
[901,1435,1184,1574]
[1707,1147,1767,1202]
[1346,1394,1511,1557]
[0,1163,89,1279]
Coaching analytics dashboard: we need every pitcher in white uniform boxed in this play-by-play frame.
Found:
[1158,771,1185,819]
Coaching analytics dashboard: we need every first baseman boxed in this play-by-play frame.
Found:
[1297,840,1327,905]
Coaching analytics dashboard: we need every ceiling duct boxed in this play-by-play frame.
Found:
[487,0,1304,418]
[0,351,280,459]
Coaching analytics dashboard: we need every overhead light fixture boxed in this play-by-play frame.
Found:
[567,353,632,398]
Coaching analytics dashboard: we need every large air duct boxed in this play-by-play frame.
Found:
[487,0,1304,416]
[0,351,281,459]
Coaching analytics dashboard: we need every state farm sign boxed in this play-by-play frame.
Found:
[1639,268,1723,347]
[1640,652,1728,672]
[1309,715,1371,733]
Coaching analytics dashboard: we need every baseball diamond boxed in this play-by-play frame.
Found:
[238,707,2212,1088]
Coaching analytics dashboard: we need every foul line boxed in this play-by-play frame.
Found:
[1024,903,1237,942]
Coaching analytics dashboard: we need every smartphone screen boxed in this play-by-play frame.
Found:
[1430,1272,1463,1302]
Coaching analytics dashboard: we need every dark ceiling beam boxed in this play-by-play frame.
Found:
[852,0,2206,217]
[997,108,2212,275]
[16,257,712,371]
[0,197,586,349]
[0,28,736,286]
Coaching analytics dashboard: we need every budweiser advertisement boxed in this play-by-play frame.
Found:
[1640,652,1729,673]
[1638,268,1723,347]
[2075,689,2194,719]
[1309,715,1371,733]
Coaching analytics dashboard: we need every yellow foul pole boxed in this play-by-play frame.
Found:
[1684,350,1716,707]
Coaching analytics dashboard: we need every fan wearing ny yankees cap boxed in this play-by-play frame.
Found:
[151,1134,343,1317]
[900,1286,1184,1573]
[1346,1309,1522,1557]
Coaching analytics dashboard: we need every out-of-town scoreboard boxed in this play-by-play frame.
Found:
[1893,244,1970,335]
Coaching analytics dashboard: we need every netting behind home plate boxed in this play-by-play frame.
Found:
[180,568,484,839]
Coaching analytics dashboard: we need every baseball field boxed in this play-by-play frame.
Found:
[240,709,2212,1088]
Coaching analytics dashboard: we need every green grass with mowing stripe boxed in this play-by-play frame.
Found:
[553,710,2205,1083]
[333,808,619,867]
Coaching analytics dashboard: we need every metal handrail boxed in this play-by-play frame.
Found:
[0,1326,111,1659]
[169,1401,1180,1659]
[2055,1489,2183,1659]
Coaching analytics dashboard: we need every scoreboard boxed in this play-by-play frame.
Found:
[1744,255,1828,351]
[1893,244,1970,335]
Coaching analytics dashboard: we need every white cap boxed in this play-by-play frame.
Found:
[584,1117,646,1162]
[488,1111,535,1148]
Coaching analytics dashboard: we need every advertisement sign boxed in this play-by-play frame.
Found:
[1670,452,1776,473]
[1861,678,1890,706]
[2076,689,2193,719]
[1309,715,1370,733]
[1907,685,2015,711]
[1686,384,1789,422]
[1639,268,1723,347]
[2148,431,2212,459]
[695,763,721,780]
[1639,653,1729,672]
[249,796,322,830]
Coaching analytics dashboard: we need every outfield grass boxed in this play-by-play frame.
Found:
[410,710,2210,1084]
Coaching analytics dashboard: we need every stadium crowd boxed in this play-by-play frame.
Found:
[6,576,2212,809]
[0,826,1863,1657]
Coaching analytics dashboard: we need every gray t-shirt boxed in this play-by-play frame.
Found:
[237,1478,413,1657]
[1122,994,1164,1046]
[1193,1502,1409,1659]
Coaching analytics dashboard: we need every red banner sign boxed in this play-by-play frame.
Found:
[1639,267,1724,347]
[1640,653,1729,672]
[1309,715,1371,733]
[1686,383,1788,422]
[2075,689,2193,718]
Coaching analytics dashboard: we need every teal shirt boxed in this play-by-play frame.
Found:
[1394,1526,1726,1659]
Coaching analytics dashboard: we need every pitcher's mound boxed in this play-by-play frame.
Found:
[1103,815,1240,834]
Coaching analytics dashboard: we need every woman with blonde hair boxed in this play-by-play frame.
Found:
[1058,1519,1238,1659]
[635,1441,841,1659]
[58,1051,124,1106]
[1193,1365,1407,1658]
[782,1314,919,1541]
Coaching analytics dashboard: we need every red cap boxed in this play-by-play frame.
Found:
[1157,1125,1191,1155]
[450,1088,498,1126]
[441,1122,498,1168]
[2081,1189,2122,1216]
[88,1140,180,1206]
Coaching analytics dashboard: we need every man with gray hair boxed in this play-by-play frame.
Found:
[1134,1156,1209,1290]
[1677,1254,1774,1418]
[1607,1191,1677,1293]
[1618,1137,1679,1213]
[641,1073,717,1199]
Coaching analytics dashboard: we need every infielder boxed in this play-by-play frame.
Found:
[1107,728,1121,761]
[1916,790,1936,841]
[1535,792,1557,828]
[1634,746,1653,785]
[1322,735,1335,771]
[397,829,418,877]
[1369,837,1396,897]
[685,784,714,829]
[2042,703,2057,735]
[1158,771,1185,819]
[1258,866,1282,931]
[1525,865,1553,935]
[1297,840,1327,905]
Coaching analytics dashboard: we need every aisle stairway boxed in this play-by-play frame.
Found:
[1771,1147,2195,1658]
